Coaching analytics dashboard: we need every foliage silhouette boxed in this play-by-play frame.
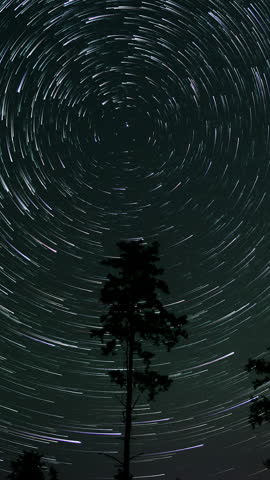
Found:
[7,450,60,480]
[246,351,270,467]
[7,450,46,480]
[90,240,188,480]
[49,465,59,480]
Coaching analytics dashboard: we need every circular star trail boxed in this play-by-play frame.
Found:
[1,1,270,479]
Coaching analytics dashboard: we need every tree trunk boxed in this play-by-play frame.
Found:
[123,335,134,480]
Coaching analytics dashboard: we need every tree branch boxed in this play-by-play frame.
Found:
[129,452,144,461]
[98,453,123,466]
[132,394,141,410]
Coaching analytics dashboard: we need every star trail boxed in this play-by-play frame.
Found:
[1,0,270,479]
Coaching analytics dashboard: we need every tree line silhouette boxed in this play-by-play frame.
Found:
[7,450,58,480]
[6,240,270,479]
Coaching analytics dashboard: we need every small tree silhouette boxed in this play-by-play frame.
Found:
[7,450,46,480]
[7,451,60,480]
[90,240,188,480]
[246,352,270,466]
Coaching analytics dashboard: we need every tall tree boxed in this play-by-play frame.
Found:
[246,352,270,468]
[90,240,188,480]
[7,450,46,480]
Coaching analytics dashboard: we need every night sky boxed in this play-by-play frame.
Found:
[1,0,270,479]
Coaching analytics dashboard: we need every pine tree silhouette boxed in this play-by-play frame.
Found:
[90,240,188,480]
[7,450,46,480]
[246,352,270,467]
